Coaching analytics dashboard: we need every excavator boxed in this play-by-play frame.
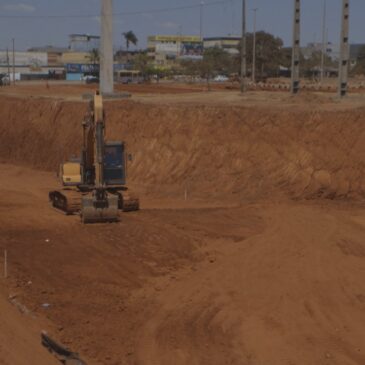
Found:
[49,92,139,223]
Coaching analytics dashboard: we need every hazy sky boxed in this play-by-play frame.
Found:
[0,0,364,50]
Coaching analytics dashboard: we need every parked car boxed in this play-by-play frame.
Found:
[214,75,229,82]
[83,75,99,84]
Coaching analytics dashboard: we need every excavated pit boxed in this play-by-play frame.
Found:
[0,96,365,201]
[1,94,365,365]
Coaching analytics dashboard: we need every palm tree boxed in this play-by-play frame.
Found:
[123,31,138,50]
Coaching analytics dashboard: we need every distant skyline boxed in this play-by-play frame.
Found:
[0,0,364,50]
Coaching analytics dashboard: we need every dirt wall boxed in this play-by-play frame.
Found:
[1,96,365,200]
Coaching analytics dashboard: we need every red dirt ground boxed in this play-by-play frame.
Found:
[0,88,365,365]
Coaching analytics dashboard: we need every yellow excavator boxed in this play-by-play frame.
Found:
[49,92,139,223]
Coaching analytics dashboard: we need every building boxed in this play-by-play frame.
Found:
[0,50,65,80]
[28,46,69,67]
[203,37,240,55]
[69,34,100,52]
[148,35,203,68]
[301,42,339,61]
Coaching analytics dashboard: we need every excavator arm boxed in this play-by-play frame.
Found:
[80,93,119,223]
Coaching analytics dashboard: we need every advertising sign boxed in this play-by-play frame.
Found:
[66,63,99,74]
[180,42,204,57]
[156,43,179,55]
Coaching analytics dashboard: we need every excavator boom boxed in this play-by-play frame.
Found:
[80,93,119,223]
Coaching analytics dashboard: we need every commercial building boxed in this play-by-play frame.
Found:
[301,42,339,61]
[0,50,64,80]
[148,35,203,68]
[28,46,69,67]
[203,37,241,55]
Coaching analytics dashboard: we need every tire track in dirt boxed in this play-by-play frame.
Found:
[134,204,365,365]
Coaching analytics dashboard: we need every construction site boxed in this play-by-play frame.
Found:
[1,0,365,365]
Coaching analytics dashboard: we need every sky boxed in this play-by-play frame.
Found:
[0,0,364,51]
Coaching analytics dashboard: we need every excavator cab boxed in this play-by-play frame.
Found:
[80,141,127,223]
[103,142,126,186]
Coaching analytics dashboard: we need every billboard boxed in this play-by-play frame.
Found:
[180,42,203,57]
[149,35,201,43]
[0,51,47,67]
[66,63,99,74]
[156,43,179,55]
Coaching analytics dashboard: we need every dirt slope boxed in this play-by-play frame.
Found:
[1,164,365,365]
[135,202,365,365]
[0,96,365,202]
[0,284,59,365]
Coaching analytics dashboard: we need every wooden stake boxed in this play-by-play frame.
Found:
[4,250,7,279]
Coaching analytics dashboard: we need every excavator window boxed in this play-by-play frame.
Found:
[103,143,126,186]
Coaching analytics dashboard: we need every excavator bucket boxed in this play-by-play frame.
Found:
[81,191,119,224]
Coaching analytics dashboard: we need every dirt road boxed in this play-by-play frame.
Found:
[1,91,365,364]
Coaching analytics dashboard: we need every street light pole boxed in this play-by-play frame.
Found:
[291,0,301,94]
[252,8,258,83]
[6,48,10,81]
[320,0,327,83]
[240,0,247,93]
[12,38,15,86]
[200,1,205,40]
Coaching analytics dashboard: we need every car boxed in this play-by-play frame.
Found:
[214,75,229,82]
[83,75,99,84]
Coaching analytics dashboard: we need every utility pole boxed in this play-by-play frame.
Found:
[291,0,301,94]
[12,38,15,86]
[338,0,350,97]
[100,0,114,95]
[252,8,258,83]
[240,0,247,93]
[320,0,327,83]
[200,1,205,40]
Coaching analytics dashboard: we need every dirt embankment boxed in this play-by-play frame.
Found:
[0,96,365,201]
[1,96,365,365]
[0,284,59,365]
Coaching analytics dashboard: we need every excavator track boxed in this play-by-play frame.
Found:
[118,190,140,212]
[49,190,82,215]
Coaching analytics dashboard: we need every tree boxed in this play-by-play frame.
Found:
[87,48,100,65]
[235,31,284,79]
[181,47,232,89]
[300,50,337,79]
[133,52,152,80]
[352,45,365,75]
[180,59,201,82]
[123,31,138,50]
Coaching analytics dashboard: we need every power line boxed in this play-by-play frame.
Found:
[0,0,237,19]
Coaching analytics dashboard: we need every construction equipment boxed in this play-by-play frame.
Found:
[49,92,139,223]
